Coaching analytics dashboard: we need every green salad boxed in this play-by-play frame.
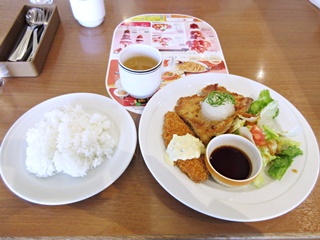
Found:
[230,89,303,187]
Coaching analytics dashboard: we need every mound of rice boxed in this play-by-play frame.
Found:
[26,104,116,177]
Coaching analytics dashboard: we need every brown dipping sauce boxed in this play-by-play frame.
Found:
[209,146,252,180]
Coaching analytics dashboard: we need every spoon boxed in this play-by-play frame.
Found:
[8,8,44,62]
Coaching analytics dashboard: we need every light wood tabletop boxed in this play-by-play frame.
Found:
[0,0,319,239]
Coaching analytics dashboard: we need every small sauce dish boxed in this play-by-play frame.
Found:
[205,134,263,187]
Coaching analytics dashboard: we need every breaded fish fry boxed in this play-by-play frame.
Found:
[175,155,209,183]
[162,111,195,147]
[162,111,209,183]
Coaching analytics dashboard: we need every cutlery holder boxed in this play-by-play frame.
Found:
[0,4,60,77]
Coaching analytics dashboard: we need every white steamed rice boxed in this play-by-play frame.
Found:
[26,104,116,177]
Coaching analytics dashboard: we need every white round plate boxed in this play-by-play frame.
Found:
[0,93,137,205]
[139,73,319,222]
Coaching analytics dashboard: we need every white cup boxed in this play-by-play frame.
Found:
[69,0,105,28]
[118,44,163,99]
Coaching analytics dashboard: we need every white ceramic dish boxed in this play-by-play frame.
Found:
[139,73,319,222]
[0,93,137,205]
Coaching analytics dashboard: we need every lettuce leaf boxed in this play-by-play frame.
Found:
[259,145,277,166]
[277,136,301,152]
[248,89,274,114]
[268,146,303,180]
[263,125,279,141]
[253,171,264,188]
[257,101,279,128]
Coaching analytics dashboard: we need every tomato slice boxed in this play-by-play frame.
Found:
[250,125,267,146]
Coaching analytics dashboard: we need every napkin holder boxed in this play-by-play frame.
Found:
[0,5,60,77]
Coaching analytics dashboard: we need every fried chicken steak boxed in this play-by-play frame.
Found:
[175,84,253,145]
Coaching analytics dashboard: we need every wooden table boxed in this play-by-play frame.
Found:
[0,0,319,238]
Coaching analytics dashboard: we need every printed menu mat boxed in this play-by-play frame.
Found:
[106,14,228,114]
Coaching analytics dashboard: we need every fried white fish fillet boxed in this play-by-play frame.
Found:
[162,111,209,183]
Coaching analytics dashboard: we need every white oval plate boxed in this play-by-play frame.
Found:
[0,93,137,205]
[139,73,319,222]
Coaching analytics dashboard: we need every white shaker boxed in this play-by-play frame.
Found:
[69,0,105,28]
